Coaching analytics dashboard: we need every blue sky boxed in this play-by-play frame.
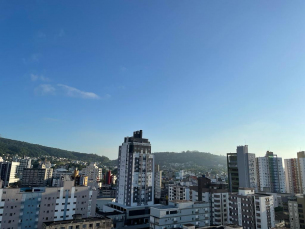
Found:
[1,1,305,159]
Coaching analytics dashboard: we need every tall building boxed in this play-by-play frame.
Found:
[227,145,257,192]
[16,157,31,178]
[0,179,97,229]
[229,188,275,228]
[284,158,301,194]
[0,161,20,187]
[192,176,229,226]
[154,164,162,201]
[298,151,305,194]
[81,163,102,188]
[256,151,286,193]
[116,130,154,206]
[105,170,112,185]
[287,194,305,229]
[21,167,53,187]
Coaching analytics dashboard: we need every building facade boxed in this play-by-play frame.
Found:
[285,158,301,194]
[256,151,286,193]
[0,179,97,229]
[287,194,305,229]
[116,130,154,206]
[150,200,210,229]
[16,157,31,179]
[154,164,162,201]
[168,184,190,201]
[22,168,53,187]
[81,162,102,188]
[227,145,257,192]
[0,161,20,187]
[229,188,275,229]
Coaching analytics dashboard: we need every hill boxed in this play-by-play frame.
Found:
[0,137,110,164]
[154,151,227,172]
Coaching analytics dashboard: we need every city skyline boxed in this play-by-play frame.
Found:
[2,1,305,160]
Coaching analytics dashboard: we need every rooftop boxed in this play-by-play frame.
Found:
[43,217,110,226]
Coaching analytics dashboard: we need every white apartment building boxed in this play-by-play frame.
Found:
[81,162,102,188]
[287,194,305,229]
[0,161,20,187]
[168,184,190,201]
[229,188,275,229]
[116,130,154,206]
[256,151,286,193]
[150,200,210,229]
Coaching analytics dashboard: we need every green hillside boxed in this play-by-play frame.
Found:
[0,137,110,164]
[154,151,227,171]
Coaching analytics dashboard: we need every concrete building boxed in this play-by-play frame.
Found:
[42,215,112,229]
[16,157,31,178]
[229,188,275,229]
[168,184,190,201]
[81,162,102,188]
[103,202,158,229]
[227,145,257,192]
[0,161,20,187]
[150,200,210,229]
[284,158,301,194]
[116,130,154,206]
[100,186,116,198]
[105,170,112,185]
[287,194,305,229]
[190,176,229,226]
[298,151,305,194]
[256,151,286,193]
[154,164,162,201]
[22,167,53,187]
[0,179,98,229]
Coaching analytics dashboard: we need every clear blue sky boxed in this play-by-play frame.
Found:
[1,1,305,159]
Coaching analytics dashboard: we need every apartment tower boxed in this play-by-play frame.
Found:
[227,145,257,192]
[256,151,286,193]
[116,130,154,206]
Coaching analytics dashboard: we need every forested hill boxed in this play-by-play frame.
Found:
[0,137,110,163]
[154,151,227,168]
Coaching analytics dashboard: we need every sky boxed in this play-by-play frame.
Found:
[1,1,305,160]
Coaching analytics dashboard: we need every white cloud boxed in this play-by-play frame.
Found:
[35,84,56,95]
[31,74,50,82]
[57,84,101,99]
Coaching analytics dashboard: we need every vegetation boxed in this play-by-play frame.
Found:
[154,151,227,174]
[0,137,111,164]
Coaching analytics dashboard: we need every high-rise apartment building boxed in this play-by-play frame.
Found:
[16,157,31,178]
[116,130,154,206]
[0,161,20,187]
[21,167,53,187]
[256,151,286,193]
[229,188,275,229]
[287,194,305,229]
[285,158,301,194]
[0,179,97,229]
[81,162,102,188]
[105,170,112,185]
[227,145,257,192]
[298,151,305,194]
[154,164,162,201]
